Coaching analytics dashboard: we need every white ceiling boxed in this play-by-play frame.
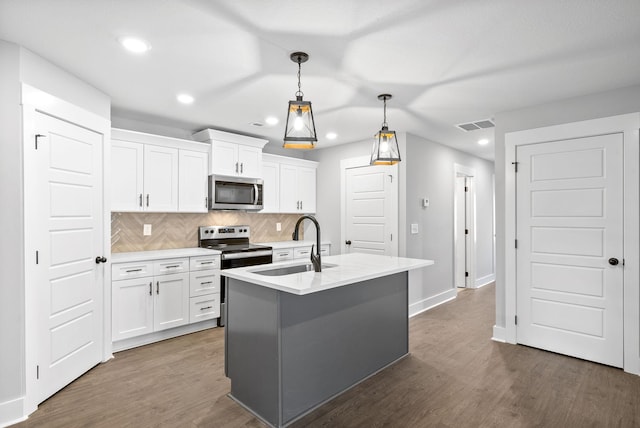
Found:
[1,0,639,160]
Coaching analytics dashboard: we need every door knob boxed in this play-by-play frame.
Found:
[345,240,352,245]
[608,258,619,266]
[95,256,107,264]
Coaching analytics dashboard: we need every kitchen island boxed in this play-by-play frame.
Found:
[222,253,433,428]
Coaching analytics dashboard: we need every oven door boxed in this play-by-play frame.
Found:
[209,175,263,211]
[219,251,272,326]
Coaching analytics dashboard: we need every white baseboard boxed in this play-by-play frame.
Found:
[113,319,218,352]
[0,397,26,428]
[474,273,495,289]
[492,325,506,343]
[409,288,457,318]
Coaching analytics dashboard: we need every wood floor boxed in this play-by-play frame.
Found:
[15,283,640,427]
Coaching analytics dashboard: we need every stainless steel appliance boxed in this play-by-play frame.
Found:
[208,174,263,211]
[198,225,272,326]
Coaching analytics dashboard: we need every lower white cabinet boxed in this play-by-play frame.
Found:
[271,244,331,262]
[112,254,221,345]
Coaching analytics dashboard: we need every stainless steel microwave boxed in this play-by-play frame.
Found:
[208,175,263,211]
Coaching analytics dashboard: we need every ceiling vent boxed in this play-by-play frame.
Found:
[456,118,495,132]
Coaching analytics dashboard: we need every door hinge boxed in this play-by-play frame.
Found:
[36,365,39,380]
[35,134,45,150]
[465,272,469,277]
[36,250,39,264]
[390,233,393,241]
[464,186,468,192]
[515,315,518,325]
[465,229,469,235]
[623,259,626,266]
[515,239,518,249]
[511,161,519,173]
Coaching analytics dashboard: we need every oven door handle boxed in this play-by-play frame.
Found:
[254,184,259,205]
[222,250,273,260]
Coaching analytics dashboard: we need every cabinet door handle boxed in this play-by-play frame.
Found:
[200,261,213,265]
[126,268,142,273]
[296,201,300,209]
[240,163,243,174]
[156,281,159,294]
[149,282,152,296]
[200,281,213,285]
[139,194,143,207]
[235,162,239,173]
[200,306,213,311]
[165,265,180,269]
[146,194,150,207]
[300,200,303,210]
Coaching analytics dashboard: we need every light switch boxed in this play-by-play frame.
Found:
[276,222,282,232]
[411,224,419,234]
[143,224,152,236]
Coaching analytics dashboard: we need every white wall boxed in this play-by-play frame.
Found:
[307,132,494,315]
[494,84,640,331]
[0,40,110,426]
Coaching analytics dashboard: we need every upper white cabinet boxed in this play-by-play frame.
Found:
[263,154,318,214]
[111,128,209,213]
[193,128,267,179]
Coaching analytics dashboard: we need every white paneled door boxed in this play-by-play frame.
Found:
[516,133,624,367]
[345,165,397,255]
[34,112,103,403]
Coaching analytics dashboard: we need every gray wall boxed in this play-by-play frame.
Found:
[0,40,110,421]
[307,132,494,313]
[494,84,640,329]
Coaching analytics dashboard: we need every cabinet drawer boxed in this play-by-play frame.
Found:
[294,247,312,259]
[190,255,220,271]
[272,248,294,262]
[153,258,189,275]
[189,294,220,323]
[112,261,154,280]
[190,270,220,297]
[320,244,331,256]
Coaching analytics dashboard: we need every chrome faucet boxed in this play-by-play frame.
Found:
[292,215,322,272]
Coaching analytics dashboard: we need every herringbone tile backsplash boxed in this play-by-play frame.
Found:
[111,212,304,253]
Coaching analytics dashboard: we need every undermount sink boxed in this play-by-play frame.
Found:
[252,263,337,276]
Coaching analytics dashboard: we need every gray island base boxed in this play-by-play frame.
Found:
[225,272,409,428]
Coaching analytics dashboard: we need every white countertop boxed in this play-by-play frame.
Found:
[261,240,331,249]
[112,247,220,263]
[222,253,433,295]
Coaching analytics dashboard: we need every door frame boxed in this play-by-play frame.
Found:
[453,163,476,288]
[340,156,399,256]
[504,113,640,375]
[22,84,112,413]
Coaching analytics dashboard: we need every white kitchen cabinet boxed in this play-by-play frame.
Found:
[143,144,179,212]
[112,260,189,341]
[193,128,268,179]
[111,129,209,213]
[271,244,330,263]
[272,248,294,262]
[261,160,280,213]
[263,154,318,214]
[178,149,209,212]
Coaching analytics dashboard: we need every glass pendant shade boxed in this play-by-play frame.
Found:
[371,125,401,165]
[283,95,317,149]
[283,51,317,149]
[370,94,401,165]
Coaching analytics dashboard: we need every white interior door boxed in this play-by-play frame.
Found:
[34,111,104,403]
[345,165,397,255]
[516,133,624,367]
[454,176,467,287]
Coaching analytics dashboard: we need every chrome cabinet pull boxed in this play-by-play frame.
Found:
[235,162,239,173]
[156,281,159,294]
[200,261,213,265]
[205,196,208,208]
[200,306,213,311]
[139,194,143,207]
[165,265,180,269]
[300,200,303,210]
[200,281,213,285]
[146,194,149,207]
[149,282,152,296]
[126,268,142,273]
[240,163,244,174]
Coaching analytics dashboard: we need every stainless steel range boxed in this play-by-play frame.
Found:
[198,225,272,326]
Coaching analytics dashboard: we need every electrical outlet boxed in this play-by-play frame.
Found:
[422,198,430,208]
[143,224,152,236]
[276,222,282,232]
[411,223,419,234]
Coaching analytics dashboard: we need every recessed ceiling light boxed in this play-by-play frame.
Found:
[176,93,194,104]
[326,132,337,140]
[265,116,279,126]
[478,138,489,146]
[119,37,151,54]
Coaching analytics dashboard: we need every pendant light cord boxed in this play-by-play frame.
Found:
[382,96,388,128]
[296,58,303,98]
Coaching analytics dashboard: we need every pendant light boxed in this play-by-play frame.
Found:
[370,94,401,165]
[283,52,317,149]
